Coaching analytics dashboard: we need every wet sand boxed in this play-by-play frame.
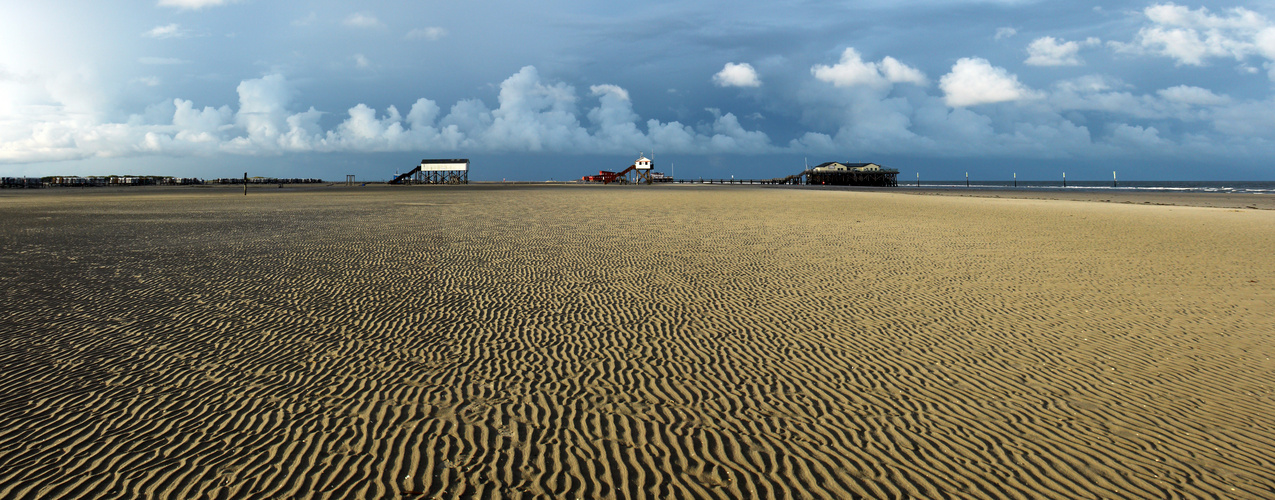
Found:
[836,185,1275,210]
[1,184,1273,498]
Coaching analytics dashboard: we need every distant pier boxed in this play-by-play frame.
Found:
[580,160,899,187]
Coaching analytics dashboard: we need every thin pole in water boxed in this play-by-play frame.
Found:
[966,172,969,187]
[916,172,920,187]
[1063,171,1066,188]
[243,172,248,195]
[1013,172,1016,188]
[1113,171,1118,188]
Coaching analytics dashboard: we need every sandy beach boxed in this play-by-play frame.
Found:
[1,184,1273,498]
[884,187,1275,211]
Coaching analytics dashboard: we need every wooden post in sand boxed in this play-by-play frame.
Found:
[243,172,248,195]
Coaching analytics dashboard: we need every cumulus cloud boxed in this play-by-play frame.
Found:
[811,48,926,88]
[1111,2,1275,74]
[0,66,775,162]
[590,84,629,102]
[789,81,1104,160]
[1043,76,1242,126]
[586,84,642,150]
[1045,76,1164,119]
[1025,36,1100,66]
[7,48,1275,167]
[143,24,188,39]
[230,73,293,150]
[343,13,381,29]
[1259,27,1275,59]
[1258,28,1275,80]
[1157,85,1230,106]
[480,66,588,151]
[712,63,761,87]
[157,0,234,9]
[1108,123,1169,149]
[939,58,1039,107]
[406,27,448,41]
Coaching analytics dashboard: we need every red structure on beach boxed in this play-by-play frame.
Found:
[581,154,652,184]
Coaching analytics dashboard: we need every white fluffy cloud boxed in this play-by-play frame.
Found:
[811,48,926,89]
[939,58,1038,107]
[1157,85,1230,106]
[3,57,1261,166]
[712,63,761,87]
[0,66,776,162]
[143,24,188,39]
[1025,36,1100,66]
[230,73,293,150]
[586,84,642,150]
[995,27,1017,40]
[1111,3,1275,73]
[343,13,381,29]
[7,28,1275,170]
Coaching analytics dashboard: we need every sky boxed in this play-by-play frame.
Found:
[4,0,1275,181]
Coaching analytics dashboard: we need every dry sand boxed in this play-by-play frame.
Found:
[1,184,1273,498]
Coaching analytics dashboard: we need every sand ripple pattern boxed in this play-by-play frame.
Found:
[2,186,1274,498]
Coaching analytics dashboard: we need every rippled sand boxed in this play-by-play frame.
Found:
[2,185,1273,498]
